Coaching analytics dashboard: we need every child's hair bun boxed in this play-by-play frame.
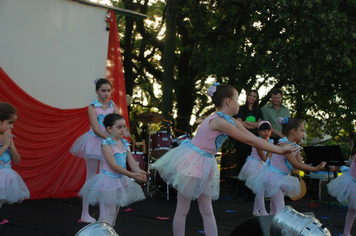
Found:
[277,117,284,126]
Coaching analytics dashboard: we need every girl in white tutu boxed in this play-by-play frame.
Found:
[238,120,273,216]
[0,102,30,225]
[246,117,326,215]
[152,83,300,236]
[78,113,146,227]
[70,78,119,223]
[327,145,356,236]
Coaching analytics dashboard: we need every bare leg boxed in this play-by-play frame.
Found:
[197,194,217,236]
[173,192,191,236]
[344,207,356,236]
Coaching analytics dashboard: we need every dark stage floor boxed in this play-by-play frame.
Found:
[1,185,355,236]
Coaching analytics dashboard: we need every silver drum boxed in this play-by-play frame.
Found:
[270,206,331,236]
[75,221,119,236]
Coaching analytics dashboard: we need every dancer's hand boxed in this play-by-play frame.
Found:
[132,172,146,183]
[316,161,327,171]
[2,130,12,148]
[281,143,301,154]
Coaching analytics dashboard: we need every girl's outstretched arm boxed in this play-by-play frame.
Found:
[210,117,299,155]
[283,145,326,172]
[88,105,109,139]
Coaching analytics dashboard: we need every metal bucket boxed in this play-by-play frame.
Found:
[270,206,331,236]
[75,221,119,236]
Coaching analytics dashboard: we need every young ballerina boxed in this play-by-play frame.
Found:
[327,144,356,236]
[152,83,300,236]
[238,120,273,216]
[78,113,146,227]
[70,78,119,223]
[246,117,326,215]
[0,102,30,225]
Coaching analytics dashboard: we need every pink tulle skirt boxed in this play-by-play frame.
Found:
[0,166,30,204]
[70,132,103,160]
[238,155,265,181]
[327,168,356,209]
[151,142,219,200]
[78,171,145,207]
[246,165,300,198]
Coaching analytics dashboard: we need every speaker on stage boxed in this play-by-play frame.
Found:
[229,207,318,236]
[228,215,274,236]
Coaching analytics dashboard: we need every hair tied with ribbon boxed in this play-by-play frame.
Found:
[207,82,220,97]
[94,78,100,84]
[283,117,289,125]
[277,116,289,126]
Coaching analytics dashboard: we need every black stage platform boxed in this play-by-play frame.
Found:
[1,187,354,236]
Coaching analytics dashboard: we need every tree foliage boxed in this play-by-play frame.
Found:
[113,0,356,144]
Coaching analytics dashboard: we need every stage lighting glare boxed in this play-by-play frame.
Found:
[270,206,331,236]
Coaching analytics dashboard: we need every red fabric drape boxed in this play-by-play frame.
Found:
[0,11,129,199]
[0,67,88,199]
[106,10,130,130]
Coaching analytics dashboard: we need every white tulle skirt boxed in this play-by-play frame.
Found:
[246,165,300,198]
[78,171,145,207]
[0,165,30,204]
[70,132,103,160]
[238,156,265,181]
[327,167,356,209]
[151,141,220,200]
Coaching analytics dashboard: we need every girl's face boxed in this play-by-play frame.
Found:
[108,119,126,140]
[0,115,17,134]
[247,92,258,105]
[293,123,305,142]
[229,90,240,115]
[259,129,272,140]
[96,83,112,102]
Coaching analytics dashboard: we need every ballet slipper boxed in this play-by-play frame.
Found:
[80,215,96,223]
[0,219,9,225]
[252,210,269,216]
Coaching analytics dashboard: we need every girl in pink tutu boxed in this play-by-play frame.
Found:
[246,117,326,215]
[238,120,273,216]
[78,113,146,227]
[0,103,30,225]
[152,83,300,236]
[327,145,356,236]
[70,78,119,223]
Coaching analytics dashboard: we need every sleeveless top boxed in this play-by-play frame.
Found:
[269,137,300,174]
[101,137,130,178]
[0,141,12,168]
[191,112,236,155]
[88,99,114,135]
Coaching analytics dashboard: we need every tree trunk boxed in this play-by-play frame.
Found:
[161,0,177,130]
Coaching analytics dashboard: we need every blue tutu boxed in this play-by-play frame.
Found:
[78,171,145,207]
[246,164,300,198]
[238,155,265,181]
[327,166,356,209]
[151,141,220,200]
[0,165,30,204]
